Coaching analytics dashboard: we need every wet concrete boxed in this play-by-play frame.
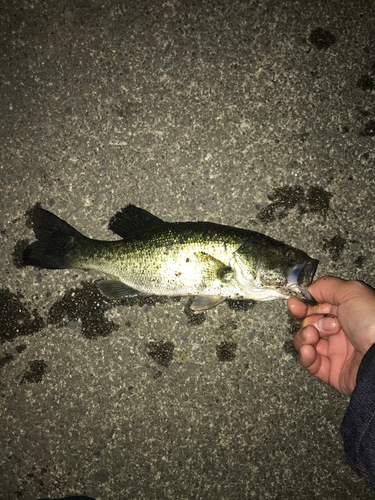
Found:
[1,0,375,498]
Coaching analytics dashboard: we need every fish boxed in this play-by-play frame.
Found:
[23,205,318,313]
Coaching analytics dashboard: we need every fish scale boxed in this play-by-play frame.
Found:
[76,224,244,297]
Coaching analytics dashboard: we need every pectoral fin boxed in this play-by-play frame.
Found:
[190,295,226,314]
[194,251,234,283]
[97,279,148,300]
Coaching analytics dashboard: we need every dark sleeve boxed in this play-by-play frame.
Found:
[340,343,375,489]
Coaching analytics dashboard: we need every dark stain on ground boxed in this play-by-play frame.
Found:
[283,316,300,357]
[120,293,171,309]
[305,186,332,214]
[215,321,238,336]
[356,107,370,117]
[20,359,48,384]
[227,299,255,312]
[357,75,375,91]
[256,185,304,223]
[323,234,346,261]
[12,239,30,268]
[48,281,119,339]
[0,352,14,369]
[216,341,237,362]
[354,255,365,268]
[147,340,174,367]
[283,339,298,358]
[298,131,310,142]
[361,120,375,137]
[94,469,110,484]
[288,315,301,336]
[153,370,163,379]
[361,152,370,161]
[256,185,332,224]
[309,27,336,50]
[0,288,45,343]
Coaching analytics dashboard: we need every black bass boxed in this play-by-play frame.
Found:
[23,205,318,313]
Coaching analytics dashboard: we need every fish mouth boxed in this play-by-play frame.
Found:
[286,258,319,301]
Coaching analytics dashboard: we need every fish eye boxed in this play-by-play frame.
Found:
[284,248,296,260]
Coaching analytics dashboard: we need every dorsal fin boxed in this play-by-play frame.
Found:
[108,205,165,239]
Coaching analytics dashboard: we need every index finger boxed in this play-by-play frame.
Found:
[288,297,334,318]
[288,276,357,319]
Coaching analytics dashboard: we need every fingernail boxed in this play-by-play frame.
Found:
[299,327,307,340]
[317,315,337,332]
[307,287,316,302]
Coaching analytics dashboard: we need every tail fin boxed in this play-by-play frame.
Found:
[23,208,86,269]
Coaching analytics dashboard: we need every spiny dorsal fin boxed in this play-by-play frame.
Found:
[108,205,165,239]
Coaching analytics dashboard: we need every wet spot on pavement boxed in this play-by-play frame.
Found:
[361,120,375,137]
[257,185,332,224]
[216,341,237,362]
[48,282,119,340]
[0,288,45,343]
[309,28,336,50]
[323,234,346,261]
[20,359,48,384]
[147,340,174,367]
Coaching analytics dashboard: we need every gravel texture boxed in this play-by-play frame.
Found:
[1,0,375,498]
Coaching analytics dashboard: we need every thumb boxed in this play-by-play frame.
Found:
[308,276,366,305]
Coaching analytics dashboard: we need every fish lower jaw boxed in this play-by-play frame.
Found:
[285,283,311,300]
[232,286,290,302]
[230,272,290,301]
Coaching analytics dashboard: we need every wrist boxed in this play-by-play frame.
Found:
[356,343,375,384]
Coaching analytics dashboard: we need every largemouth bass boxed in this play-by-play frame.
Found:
[23,205,318,313]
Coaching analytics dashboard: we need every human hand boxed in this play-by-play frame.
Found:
[288,277,375,396]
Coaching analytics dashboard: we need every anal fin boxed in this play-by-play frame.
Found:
[190,295,226,314]
[97,279,148,300]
